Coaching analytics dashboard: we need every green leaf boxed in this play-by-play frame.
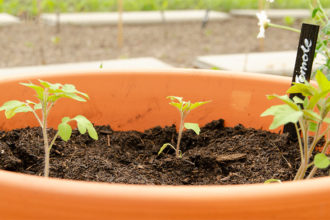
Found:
[73,115,98,140]
[167,96,182,103]
[184,123,200,135]
[286,82,316,97]
[293,96,304,104]
[158,143,175,156]
[0,100,25,111]
[39,80,61,91]
[47,94,62,103]
[20,82,44,100]
[61,116,71,123]
[267,95,300,111]
[167,96,210,113]
[303,96,309,109]
[308,121,318,132]
[62,84,89,99]
[314,153,330,169]
[324,117,330,124]
[312,8,319,18]
[5,106,32,119]
[302,109,322,122]
[169,102,182,111]
[0,100,32,119]
[182,101,191,112]
[26,100,42,110]
[58,121,72,141]
[308,89,330,110]
[63,93,87,102]
[190,100,211,111]
[34,103,42,110]
[62,84,76,93]
[315,70,330,92]
[261,104,303,129]
[86,126,98,140]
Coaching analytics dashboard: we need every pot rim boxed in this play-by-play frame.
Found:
[0,69,324,199]
[1,169,330,200]
[0,68,290,83]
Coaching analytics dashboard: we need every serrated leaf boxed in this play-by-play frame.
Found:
[0,100,26,111]
[62,84,76,93]
[184,123,200,135]
[287,82,316,97]
[39,80,62,91]
[308,89,330,110]
[314,153,330,169]
[63,93,87,102]
[0,100,32,119]
[58,121,72,141]
[266,95,300,111]
[261,104,303,129]
[315,70,330,92]
[20,82,44,100]
[47,94,63,103]
[38,80,51,88]
[302,109,322,122]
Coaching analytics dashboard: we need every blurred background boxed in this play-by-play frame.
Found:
[0,0,329,73]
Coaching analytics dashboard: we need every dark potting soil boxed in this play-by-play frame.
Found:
[0,119,327,185]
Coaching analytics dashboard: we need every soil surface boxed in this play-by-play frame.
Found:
[0,119,327,185]
[0,17,301,68]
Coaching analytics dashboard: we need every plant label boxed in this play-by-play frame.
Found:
[283,23,319,137]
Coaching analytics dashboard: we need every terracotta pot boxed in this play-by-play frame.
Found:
[0,69,330,220]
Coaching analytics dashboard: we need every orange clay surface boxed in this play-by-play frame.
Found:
[0,69,329,220]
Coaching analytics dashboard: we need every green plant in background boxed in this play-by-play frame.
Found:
[311,1,330,78]
[257,0,329,78]
[1,0,330,16]
[158,96,210,158]
[283,16,295,26]
[0,80,98,177]
[261,70,330,180]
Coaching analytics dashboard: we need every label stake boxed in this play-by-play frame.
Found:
[283,23,319,138]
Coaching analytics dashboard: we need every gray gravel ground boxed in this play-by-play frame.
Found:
[0,17,301,68]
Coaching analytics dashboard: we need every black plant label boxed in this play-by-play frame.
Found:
[283,23,319,137]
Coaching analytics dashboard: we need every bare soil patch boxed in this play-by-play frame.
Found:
[0,119,326,185]
[0,17,301,68]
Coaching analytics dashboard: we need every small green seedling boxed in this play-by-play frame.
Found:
[261,70,330,180]
[0,80,98,177]
[158,96,210,158]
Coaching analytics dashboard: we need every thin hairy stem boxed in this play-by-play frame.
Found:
[176,112,186,158]
[42,90,50,177]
